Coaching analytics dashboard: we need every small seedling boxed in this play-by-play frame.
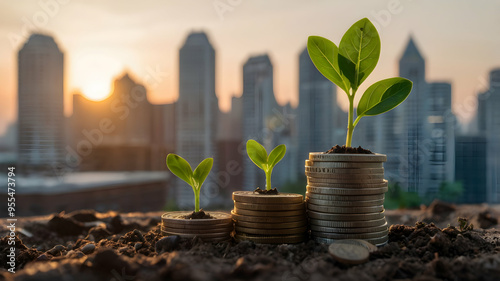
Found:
[307,18,413,147]
[246,140,286,191]
[458,217,473,231]
[166,154,213,212]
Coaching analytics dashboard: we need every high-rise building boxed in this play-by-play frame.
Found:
[297,47,339,173]
[483,69,500,203]
[176,32,219,208]
[17,34,64,174]
[455,135,487,203]
[242,54,280,190]
[426,82,455,196]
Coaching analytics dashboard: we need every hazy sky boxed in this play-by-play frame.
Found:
[1,0,499,134]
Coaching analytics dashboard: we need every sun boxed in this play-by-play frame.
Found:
[81,79,112,101]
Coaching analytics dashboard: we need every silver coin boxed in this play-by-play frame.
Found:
[311,229,389,239]
[309,217,387,228]
[305,197,385,207]
[305,166,385,174]
[305,172,385,180]
[307,210,385,221]
[308,177,385,185]
[313,236,388,247]
[306,160,383,169]
[309,222,388,234]
[306,185,388,196]
[305,192,385,201]
[309,152,387,162]
[307,180,388,189]
[307,203,384,214]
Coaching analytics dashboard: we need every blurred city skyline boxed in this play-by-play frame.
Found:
[1,0,500,135]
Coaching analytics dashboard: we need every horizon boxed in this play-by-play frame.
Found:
[1,0,500,135]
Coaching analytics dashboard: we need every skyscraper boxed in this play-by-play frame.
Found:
[17,34,64,173]
[426,82,455,196]
[297,47,339,172]
[395,36,428,195]
[242,54,280,190]
[483,69,500,203]
[176,32,219,208]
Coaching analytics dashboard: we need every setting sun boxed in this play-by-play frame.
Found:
[80,80,112,101]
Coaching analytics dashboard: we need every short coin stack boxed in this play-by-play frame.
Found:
[306,152,389,246]
[232,191,307,244]
[161,211,233,242]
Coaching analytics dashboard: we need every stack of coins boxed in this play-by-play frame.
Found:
[232,191,307,244]
[161,211,233,242]
[305,153,389,246]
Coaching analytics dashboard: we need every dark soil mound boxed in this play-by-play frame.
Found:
[184,210,214,219]
[1,211,499,281]
[253,187,279,195]
[326,145,373,154]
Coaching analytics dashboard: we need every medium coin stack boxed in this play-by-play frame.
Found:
[232,191,307,244]
[161,211,233,242]
[306,152,389,246]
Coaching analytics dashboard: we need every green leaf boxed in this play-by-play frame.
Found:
[166,154,194,187]
[339,18,380,91]
[357,77,413,117]
[307,36,350,93]
[246,139,268,171]
[267,144,286,170]
[193,158,213,191]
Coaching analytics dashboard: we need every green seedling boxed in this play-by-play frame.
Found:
[246,139,286,190]
[307,18,413,147]
[458,217,473,231]
[166,154,213,212]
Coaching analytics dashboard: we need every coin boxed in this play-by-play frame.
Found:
[162,225,233,234]
[305,166,385,174]
[305,172,384,180]
[235,225,307,235]
[305,192,384,201]
[311,229,388,239]
[328,242,369,264]
[231,211,305,223]
[234,233,306,244]
[307,203,384,214]
[309,217,387,228]
[309,152,387,163]
[306,160,383,169]
[309,222,388,234]
[332,239,378,253]
[235,220,306,229]
[234,201,305,211]
[307,180,388,188]
[307,177,385,185]
[233,207,305,217]
[313,236,388,247]
[161,230,231,239]
[232,191,304,204]
[307,210,385,221]
[306,197,385,207]
[161,211,232,225]
[306,185,388,195]
[163,221,232,230]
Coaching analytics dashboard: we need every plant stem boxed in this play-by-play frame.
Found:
[266,170,272,191]
[346,94,355,147]
[194,188,200,212]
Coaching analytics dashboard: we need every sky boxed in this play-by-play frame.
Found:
[1,0,499,135]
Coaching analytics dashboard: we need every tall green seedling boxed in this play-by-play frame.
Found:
[246,140,286,190]
[307,18,413,147]
[166,154,213,212]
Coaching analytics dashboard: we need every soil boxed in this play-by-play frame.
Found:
[183,210,214,220]
[1,203,499,281]
[253,187,279,195]
[326,145,374,154]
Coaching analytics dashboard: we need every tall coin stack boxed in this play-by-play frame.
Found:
[232,191,307,244]
[305,153,389,246]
